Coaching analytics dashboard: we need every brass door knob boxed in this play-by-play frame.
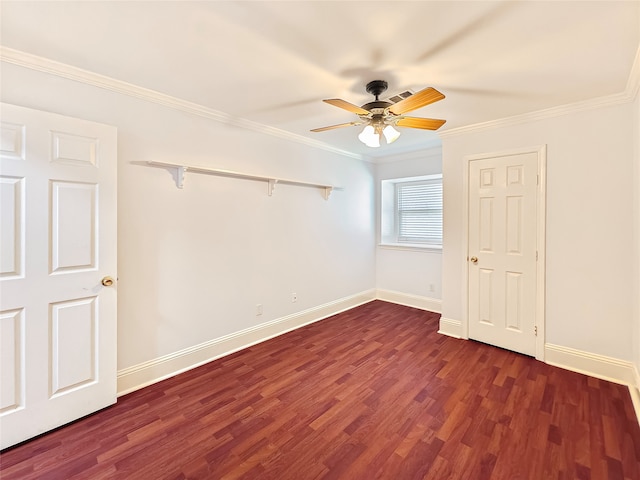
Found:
[102,276,115,287]
[470,256,478,264]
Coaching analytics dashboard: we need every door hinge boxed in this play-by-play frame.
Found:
[534,326,538,336]
[536,251,538,261]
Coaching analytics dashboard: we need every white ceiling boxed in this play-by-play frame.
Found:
[1,1,639,158]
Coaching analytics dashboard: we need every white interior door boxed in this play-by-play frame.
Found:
[467,150,540,356]
[0,103,117,449]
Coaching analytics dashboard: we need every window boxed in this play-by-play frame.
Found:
[381,174,442,248]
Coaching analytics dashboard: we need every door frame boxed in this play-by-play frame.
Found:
[460,145,547,361]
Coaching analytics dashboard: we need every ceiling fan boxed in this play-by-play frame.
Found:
[311,80,446,148]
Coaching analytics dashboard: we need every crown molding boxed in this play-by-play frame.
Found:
[439,91,632,138]
[4,44,638,151]
[440,42,640,139]
[0,46,364,161]
[374,143,442,164]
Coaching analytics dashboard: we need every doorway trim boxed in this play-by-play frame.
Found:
[461,145,547,361]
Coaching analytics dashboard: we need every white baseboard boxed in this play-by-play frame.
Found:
[117,289,376,396]
[544,343,637,386]
[631,364,640,425]
[438,317,463,338]
[375,289,441,313]
[117,291,640,428]
[544,346,640,426]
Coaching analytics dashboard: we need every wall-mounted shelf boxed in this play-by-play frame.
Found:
[146,161,338,200]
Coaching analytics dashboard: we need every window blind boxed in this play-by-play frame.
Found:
[396,179,443,245]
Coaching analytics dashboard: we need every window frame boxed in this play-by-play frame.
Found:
[380,174,443,251]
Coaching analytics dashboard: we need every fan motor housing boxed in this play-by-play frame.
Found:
[360,100,393,113]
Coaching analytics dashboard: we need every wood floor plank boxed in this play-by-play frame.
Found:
[1,300,639,479]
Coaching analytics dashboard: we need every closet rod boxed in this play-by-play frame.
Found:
[146,161,338,200]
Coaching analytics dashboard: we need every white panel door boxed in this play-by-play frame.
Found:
[0,103,117,449]
[468,152,538,356]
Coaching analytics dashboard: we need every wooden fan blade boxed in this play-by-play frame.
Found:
[323,99,370,115]
[310,121,362,132]
[388,87,445,115]
[395,117,446,130]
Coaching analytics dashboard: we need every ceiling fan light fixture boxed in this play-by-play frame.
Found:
[383,124,401,144]
[358,125,380,148]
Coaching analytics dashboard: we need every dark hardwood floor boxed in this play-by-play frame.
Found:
[1,300,639,479]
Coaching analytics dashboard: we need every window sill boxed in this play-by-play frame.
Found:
[378,243,443,253]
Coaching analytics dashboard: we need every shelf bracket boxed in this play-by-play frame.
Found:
[323,186,333,200]
[176,166,187,189]
[268,179,278,196]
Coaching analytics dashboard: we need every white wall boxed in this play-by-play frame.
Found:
[1,63,376,375]
[375,147,442,307]
[441,102,636,361]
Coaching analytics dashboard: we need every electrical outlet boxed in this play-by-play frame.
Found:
[429,283,435,293]
[291,293,297,303]
[256,304,263,316]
